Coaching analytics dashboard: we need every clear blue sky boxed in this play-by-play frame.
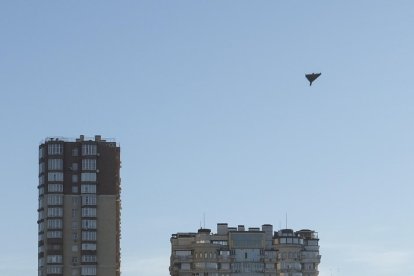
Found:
[1,1,414,275]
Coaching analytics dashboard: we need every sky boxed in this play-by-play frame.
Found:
[1,1,414,275]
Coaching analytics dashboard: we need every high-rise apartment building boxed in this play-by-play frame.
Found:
[170,223,320,276]
[37,135,121,276]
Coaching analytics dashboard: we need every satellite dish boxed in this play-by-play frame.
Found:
[305,73,321,86]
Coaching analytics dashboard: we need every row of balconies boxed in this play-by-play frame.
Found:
[174,253,318,264]
[173,255,280,264]
[172,261,318,274]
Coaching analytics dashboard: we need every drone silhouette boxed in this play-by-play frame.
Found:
[305,73,321,86]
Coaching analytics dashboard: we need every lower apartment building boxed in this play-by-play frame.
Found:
[170,223,321,276]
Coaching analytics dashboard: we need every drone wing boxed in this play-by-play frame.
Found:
[305,73,321,86]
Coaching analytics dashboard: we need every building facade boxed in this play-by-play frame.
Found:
[37,135,121,276]
[170,224,320,276]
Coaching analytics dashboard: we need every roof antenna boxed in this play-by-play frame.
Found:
[285,212,288,229]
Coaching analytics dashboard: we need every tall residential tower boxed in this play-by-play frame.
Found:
[37,135,121,276]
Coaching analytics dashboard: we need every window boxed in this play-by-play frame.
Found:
[72,186,78,193]
[48,183,63,193]
[206,262,217,269]
[39,162,45,174]
[39,147,44,159]
[47,231,62,238]
[72,257,78,264]
[72,231,78,240]
[81,184,96,194]
[181,263,191,270]
[82,159,96,170]
[81,173,96,182]
[48,245,61,253]
[221,263,230,270]
[48,144,63,155]
[82,144,97,156]
[38,256,44,266]
[82,231,97,241]
[38,221,45,232]
[72,221,78,230]
[38,198,44,209]
[220,250,230,256]
[194,262,206,269]
[48,159,63,170]
[82,255,97,262]
[39,175,45,185]
[46,266,62,274]
[212,240,228,246]
[38,187,44,196]
[72,175,78,183]
[81,266,96,275]
[175,250,192,257]
[47,219,63,229]
[47,207,63,217]
[82,208,96,217]
[72,208,77,218]
[38,210,44,220]
[82,220,97,229]
[48,172,63,181]
[72,163,78,171]
[81,243,96,250]
[47,195,63,205]
[82,195,96,206]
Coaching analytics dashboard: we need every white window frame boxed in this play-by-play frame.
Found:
[82,159,97,170]
[47,194,63,205]
[81,172,97,182]
[47,219,63,229]
[81,266,97,275]
[82,220,97,229]
[82,231,97,241]
[47,207,63,217]
[48,172,63,181]
[82,195,96,206]
[81,208,96,217]
[81,243,96,250]
[48,144,63,155]
[48,183,63,193]
[81,184,96,194]
[82,144,97,156]
[48,159,63,170]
